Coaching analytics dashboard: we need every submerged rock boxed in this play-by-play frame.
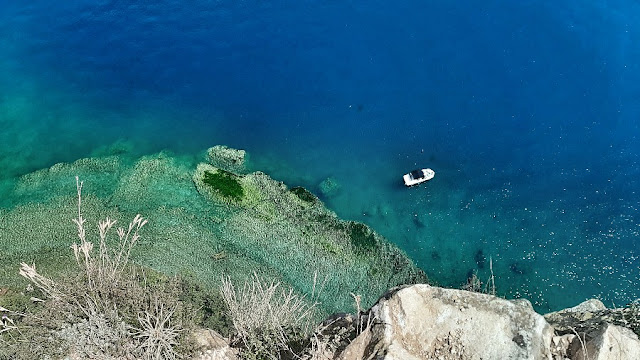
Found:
[338,284,554,360]
[319,176,341,198]
[1,145,427,318]
[207,145,246,173]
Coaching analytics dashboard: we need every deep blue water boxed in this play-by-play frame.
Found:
[1,0,640,312]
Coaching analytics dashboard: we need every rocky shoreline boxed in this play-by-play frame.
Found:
[194,284,640,360]
[1,145,638,359]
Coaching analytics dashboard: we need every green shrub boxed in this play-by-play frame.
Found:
[203,169,244,201]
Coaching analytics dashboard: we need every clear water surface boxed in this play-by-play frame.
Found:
[1,0,639,312]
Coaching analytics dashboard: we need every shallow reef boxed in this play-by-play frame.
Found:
[0,145,428,315]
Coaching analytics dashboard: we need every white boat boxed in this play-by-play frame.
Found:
[403,168,435,186]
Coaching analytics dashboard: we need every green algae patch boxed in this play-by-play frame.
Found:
[194,163,246,204]
[290,186,318,204]
[203,169,244,201]
[347,221,379,252]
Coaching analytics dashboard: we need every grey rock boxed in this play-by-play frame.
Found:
[564,299,607,313]
[550,334,576,360]
[544,299,607,331]
[545,299,640,337]
[338,284,554,360]
[573,324,640,360]
[190,329,238,360]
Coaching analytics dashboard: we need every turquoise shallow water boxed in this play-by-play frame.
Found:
[1,0,640,312]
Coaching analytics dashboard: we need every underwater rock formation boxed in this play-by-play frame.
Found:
[319,176,341,198]
[3,145,640,359]
[206,145,247,174]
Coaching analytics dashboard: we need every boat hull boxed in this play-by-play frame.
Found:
[403,168,435,186]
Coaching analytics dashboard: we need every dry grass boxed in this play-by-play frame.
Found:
[570,327,590,360]
[71,176,147,296]
[221,272,323,359]
[131,296,182,360]
[462,257,496,296]
[0,306,24,341]
[12,177,183,359]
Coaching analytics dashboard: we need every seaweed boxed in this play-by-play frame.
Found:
[289,186,317,204]
[347,222,378,252]
[319,240,340,255]
[474,249,486,269]
[509,262,525,275]
[202,169,244,201]
[431,251,441,261]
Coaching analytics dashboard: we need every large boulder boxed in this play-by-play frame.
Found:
[545,299,640,360]
[573,324,640,360]
[544,299,608,334]
[338,284,554,360]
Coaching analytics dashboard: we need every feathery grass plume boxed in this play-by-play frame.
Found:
[15,177,185,359]
[18,263,65,301]
[71,176,148,294]
[221,272,322,359]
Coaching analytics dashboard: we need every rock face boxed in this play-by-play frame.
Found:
[338,284,554,360]
[544,299,608,334]
[190,329,238,360]
[545,299,640,360]
[573,324,640,360]
[174,290,640,360]
[544,299,640,336]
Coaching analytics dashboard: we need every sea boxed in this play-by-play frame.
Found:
[1,0,639,313]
